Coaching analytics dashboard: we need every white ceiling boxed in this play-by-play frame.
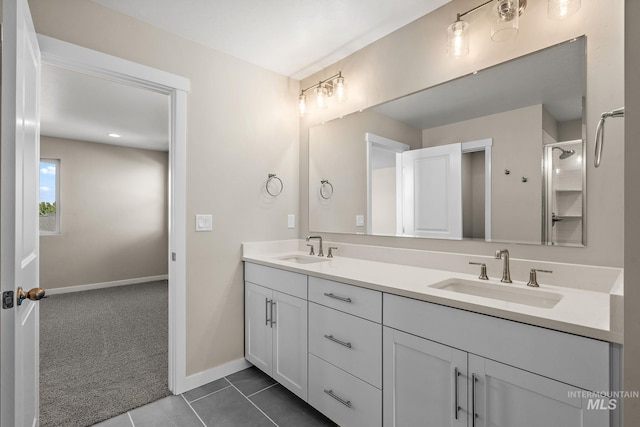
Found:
[42,1,450,150]
[41,64,170,151]
[91,0,451,79]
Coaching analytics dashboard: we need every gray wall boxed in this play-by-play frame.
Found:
[423,105,543,244]
[625,0,639,424]
[29,0,300,376]
[39,136,168,289]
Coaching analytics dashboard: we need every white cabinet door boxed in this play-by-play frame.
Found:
[245,282,273,374]
[468,355,610,427]
[272,290,308,401]
[401,143,462,239]
[383,327,467,427]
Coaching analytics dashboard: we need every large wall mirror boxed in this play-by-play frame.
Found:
[309,37,586,247]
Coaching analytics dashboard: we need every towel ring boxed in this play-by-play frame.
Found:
[266,174,283,196]
[320,179,334,200]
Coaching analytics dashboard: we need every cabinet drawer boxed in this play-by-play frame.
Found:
[309,354,382,427]
[309,303,382,388]
[309,276,381,322]
[384,293,610,392]
[244,262,307,299]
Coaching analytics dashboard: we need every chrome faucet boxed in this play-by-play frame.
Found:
[306,235,324,257]
[494,249,512,283]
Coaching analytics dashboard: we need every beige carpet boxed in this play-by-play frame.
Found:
[39,281,171,427]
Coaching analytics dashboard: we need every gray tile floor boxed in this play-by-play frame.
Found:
[93,366,337,427]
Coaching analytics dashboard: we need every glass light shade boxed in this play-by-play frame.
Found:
[335,76,346,103]
[491,0,519,42]
[298,93,307,117]
[447,20,469,58]
[548,0,580,19]
[316,84,328,110]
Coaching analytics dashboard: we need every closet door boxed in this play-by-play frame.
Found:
[401,143,462,239]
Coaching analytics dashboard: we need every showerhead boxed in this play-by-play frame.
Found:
[552,146,576,159]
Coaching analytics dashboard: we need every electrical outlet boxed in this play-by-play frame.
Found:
[356,215,365,227]
[288,214,295,229]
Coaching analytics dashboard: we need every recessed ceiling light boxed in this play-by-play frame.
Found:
[107,133,122,138]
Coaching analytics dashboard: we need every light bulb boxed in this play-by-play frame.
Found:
[298,93,307,117]
[316,84,328,110]
[335,76,346,103]
[548,0,580,19]
[447,20,469,58]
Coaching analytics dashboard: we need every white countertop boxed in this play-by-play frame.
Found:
[242,244,623,344]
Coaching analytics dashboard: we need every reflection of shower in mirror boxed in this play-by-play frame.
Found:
[552,146,575,159]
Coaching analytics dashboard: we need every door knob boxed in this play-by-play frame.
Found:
[17,287,46,305]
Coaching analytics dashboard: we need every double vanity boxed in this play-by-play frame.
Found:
[242,239,623,427]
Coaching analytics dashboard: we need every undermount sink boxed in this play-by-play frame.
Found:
[429,278,563,309]
[277,255,329,264]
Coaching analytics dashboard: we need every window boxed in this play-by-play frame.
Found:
[39,159,60,234]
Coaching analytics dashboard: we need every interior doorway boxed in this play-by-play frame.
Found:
[37,35,189,398]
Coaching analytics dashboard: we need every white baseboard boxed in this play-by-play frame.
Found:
[45,275,169,295]
[179,358,251,394]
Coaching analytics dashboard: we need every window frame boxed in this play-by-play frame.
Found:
[39,158,61,235]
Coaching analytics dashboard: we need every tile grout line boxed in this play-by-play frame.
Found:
[227,382,280,427]
[187,384,233,404]
[246,382,278,398]
[127,412,135,427]
[181,394,208,427]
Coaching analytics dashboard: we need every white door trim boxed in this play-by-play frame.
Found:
[37,35,190,394]
[365,133,410,235]
[461,138,493,242]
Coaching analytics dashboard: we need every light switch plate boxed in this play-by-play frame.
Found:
[288,214,295,229]
[356,215,365,227]
[195,214,212,231]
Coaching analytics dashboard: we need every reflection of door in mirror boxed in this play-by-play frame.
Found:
[366,133,409,236]
[543,139,584,246]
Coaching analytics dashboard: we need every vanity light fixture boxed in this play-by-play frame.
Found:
[448,0,526,58]
[107,133,121,138]
[298,72,346,117]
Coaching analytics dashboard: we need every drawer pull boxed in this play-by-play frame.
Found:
[323,292,352,303]
[324,389,352,408]
[454,367,461,420]
[323,334,352,349]
[472,374,478,427]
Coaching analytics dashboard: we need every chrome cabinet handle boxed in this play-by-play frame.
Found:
[270,301,276,328]
[472,374,478,427]
[323,292,352,303]
[265,298,270,326]
[454,367,461,420]
[324,389,352,408]
[324,334,352,349]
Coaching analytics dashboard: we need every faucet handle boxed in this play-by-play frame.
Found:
[527,269,553,287]
[469,262,489,280]
[306,243,315,256]
[327,247,338,258]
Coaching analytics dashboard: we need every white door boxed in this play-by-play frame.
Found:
[244,282,273,375]
[383,327,467,427]
[272,291,308,401]
[401,143,462,239]
[468,355,610,427]
[0,0,42,426]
